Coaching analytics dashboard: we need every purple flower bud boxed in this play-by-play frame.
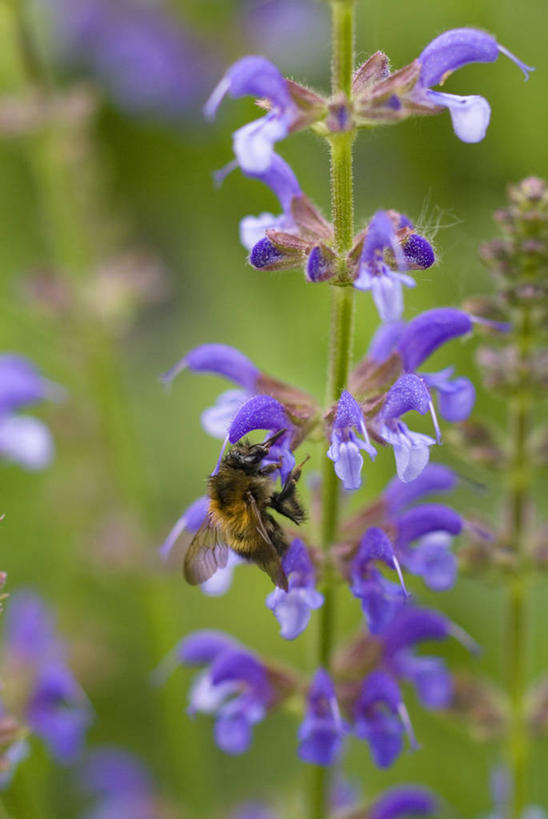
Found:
[250,237,287,269]
[384,463,458,516]
[306,246,337,283]
[368,786,438,819]
[327,390,376,491]
[266,540,324,640]
[161,344,260,390]
[397,308,472,372]
[298,669,345,766]
[402,234,435,269]
[159,496,209,560]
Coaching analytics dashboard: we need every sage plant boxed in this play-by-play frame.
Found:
[160,3,533,817]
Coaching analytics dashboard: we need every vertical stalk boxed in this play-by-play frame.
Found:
[311,3,355,818]
[8,2,187,801]
[506,306,532,819]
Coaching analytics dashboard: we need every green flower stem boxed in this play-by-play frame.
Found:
[9,4,189,801]
[310,3,356,818]
[506,305,533,819]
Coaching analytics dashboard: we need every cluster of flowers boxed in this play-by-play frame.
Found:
[158,25,534,810]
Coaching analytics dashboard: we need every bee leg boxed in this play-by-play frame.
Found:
[269,456,309,525]
[258,461,282,476]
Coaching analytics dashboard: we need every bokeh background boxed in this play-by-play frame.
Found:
[0,0,547,816]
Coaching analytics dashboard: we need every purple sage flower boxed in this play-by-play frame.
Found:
[327,390,376,491]
[415,28,534,143]
[266,539,324,640]
[377,374,438,483]
[354,212,434,322]
[298,669,345,766]
[205,56,297,173]
[349,527,409,634]
[174,630,273,755]
[353,670,416,768]
[80,747,167,819]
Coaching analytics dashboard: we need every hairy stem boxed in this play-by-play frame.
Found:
[310,3,355,818]
[506,305,533,819]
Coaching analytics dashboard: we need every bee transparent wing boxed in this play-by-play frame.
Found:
[245,491,273,546]
[183,518,229,585]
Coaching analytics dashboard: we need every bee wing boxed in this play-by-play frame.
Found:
[245,491,274,546]
[183,518,229,585]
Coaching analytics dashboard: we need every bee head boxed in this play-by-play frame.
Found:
[226,428,287,472]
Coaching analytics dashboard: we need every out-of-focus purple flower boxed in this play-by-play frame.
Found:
[0,354,59,470]
[244,0,329,75]
[353,670,415,768]
[266,539,323,640]
[383,463,458,516]
[380,606,475,708]
[422,367,476,422]
[327,390,376,491]
[1,591,92,764]
[415,28,534,143]
[205,55,297,173]
[44,0,211,119]
[377,374,437,483]
[80,747,167,819]
[349,528,408,634]
[354,213,434,322]
[368,785,438,819]
[240,154,302,252]
[173,631,274,755]
[231,804,278,819]
[298,669,345,766]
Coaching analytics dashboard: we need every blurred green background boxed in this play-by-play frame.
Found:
[0,0,546,816]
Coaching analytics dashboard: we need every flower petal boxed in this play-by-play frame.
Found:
[0,415,54,470]
[397,308,472,372]
[428,90,491,143]
[228,395,288,443]
[162,344,259,390]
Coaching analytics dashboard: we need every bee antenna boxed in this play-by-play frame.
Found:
[264,428,287,448]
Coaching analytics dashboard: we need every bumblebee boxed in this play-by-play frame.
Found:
[184,429,307,591]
